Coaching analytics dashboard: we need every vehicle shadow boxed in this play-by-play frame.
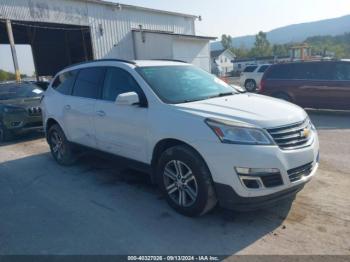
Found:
[0,130,44,147]
[307,109,350,130]
[0,152,293,255]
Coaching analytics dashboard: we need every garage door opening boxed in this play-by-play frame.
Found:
[0,20,93,77]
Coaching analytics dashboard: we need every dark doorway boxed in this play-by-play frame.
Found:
[0,20,93,76]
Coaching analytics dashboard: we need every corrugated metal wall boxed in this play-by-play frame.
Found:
[0,0,195,59]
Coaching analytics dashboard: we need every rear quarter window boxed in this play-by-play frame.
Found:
[52,70,78,95]
[243,66,258,72]
[258,65,269,73]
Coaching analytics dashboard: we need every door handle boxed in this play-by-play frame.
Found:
[96,110,106,117]
[64,105,71,110]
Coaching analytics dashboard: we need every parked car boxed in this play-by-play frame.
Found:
[0,82,44,142]
[240,64,270,91]
[42,59,319,216]
[259,61,350,110]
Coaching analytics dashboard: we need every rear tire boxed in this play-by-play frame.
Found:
[48,124,76,165]
[245,79,257,92]
[156,145,217,217]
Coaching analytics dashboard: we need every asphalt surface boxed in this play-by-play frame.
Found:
[0,111,349,255]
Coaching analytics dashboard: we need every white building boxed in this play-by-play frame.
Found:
[210,49,236,75]
[0,0,215,76]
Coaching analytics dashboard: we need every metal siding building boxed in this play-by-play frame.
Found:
[0,0,215,75]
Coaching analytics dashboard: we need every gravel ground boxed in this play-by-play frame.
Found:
[0,111,349,255]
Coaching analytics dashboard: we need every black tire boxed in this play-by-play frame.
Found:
[0,123,13,142]
[156,145,217,217]
[47,124,76,165]
[273,92,292,102]
[245,79,257,92]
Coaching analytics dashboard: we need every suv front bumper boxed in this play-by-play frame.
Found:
[191,132,319,210]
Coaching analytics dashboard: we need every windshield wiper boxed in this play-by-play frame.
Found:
[207,91,235,99]
[180,92,236,104]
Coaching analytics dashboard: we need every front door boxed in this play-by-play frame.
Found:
[94,67,149,163]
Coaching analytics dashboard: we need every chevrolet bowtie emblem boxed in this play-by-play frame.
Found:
[301,128,310,138]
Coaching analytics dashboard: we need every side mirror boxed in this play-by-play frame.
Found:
[115,92,140,106]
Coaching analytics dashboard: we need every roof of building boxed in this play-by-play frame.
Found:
[132,29,217,40]
[210,49,236,58]
[85,0,198,18]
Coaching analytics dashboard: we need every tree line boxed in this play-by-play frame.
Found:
[221,32,350,59]
[0,69,28,82]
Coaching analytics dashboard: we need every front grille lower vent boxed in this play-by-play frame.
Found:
[267,119,312,150]
[287,162,313,182]
[260,173,283,188]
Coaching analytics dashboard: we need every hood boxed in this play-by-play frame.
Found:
[174,93,307,128]
[0,97,41,109]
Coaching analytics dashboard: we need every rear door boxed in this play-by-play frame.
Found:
[327,62,350,110]
[289,62,328,108]
[94,67,149,162]
[63,67,105,148]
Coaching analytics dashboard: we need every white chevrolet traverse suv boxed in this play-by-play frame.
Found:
[42,59,319,216]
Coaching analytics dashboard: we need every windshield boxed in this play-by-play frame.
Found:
[0,83,44,101]
[137,65,239,104]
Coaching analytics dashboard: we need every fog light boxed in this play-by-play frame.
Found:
[235,167,280,175]
[242,178,261,189]
[11,121,22,127]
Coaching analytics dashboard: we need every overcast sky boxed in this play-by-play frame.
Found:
[1,0,350,75]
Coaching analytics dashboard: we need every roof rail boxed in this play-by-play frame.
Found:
[61,58,136,72]
[150,59,187,63]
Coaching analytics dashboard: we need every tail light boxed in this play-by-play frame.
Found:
[259,79,265,92]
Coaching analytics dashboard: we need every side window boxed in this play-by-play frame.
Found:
[51,70,78,95]
[258,65,269,73]
[265,64,291,79]
[333,62,350,81]
[244,66,258,72]
[72,67,105,99]
[102,67,146,103]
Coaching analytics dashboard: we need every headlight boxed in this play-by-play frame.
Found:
[3,106,26,113]
[205,118,274,145]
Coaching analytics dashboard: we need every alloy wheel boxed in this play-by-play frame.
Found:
[163,160,198,207]
[50,131,64,160]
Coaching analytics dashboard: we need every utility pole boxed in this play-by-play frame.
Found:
[6,19,21,82]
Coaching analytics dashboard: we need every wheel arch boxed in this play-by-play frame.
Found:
[45,118,62,142]
[150,138,210,183]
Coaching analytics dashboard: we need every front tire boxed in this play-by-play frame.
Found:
[48,124,76,165]
[157,145,217,216]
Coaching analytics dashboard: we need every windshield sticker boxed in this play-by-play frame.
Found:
[32,88,43,94]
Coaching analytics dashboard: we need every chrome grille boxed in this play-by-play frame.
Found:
[266,119,312,150]
[287,162,313,182]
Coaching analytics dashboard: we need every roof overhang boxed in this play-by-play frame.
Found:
[132,29,217,41]
[82,0,198,18]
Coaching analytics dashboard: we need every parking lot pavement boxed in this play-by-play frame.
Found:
[0,112,350,255]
